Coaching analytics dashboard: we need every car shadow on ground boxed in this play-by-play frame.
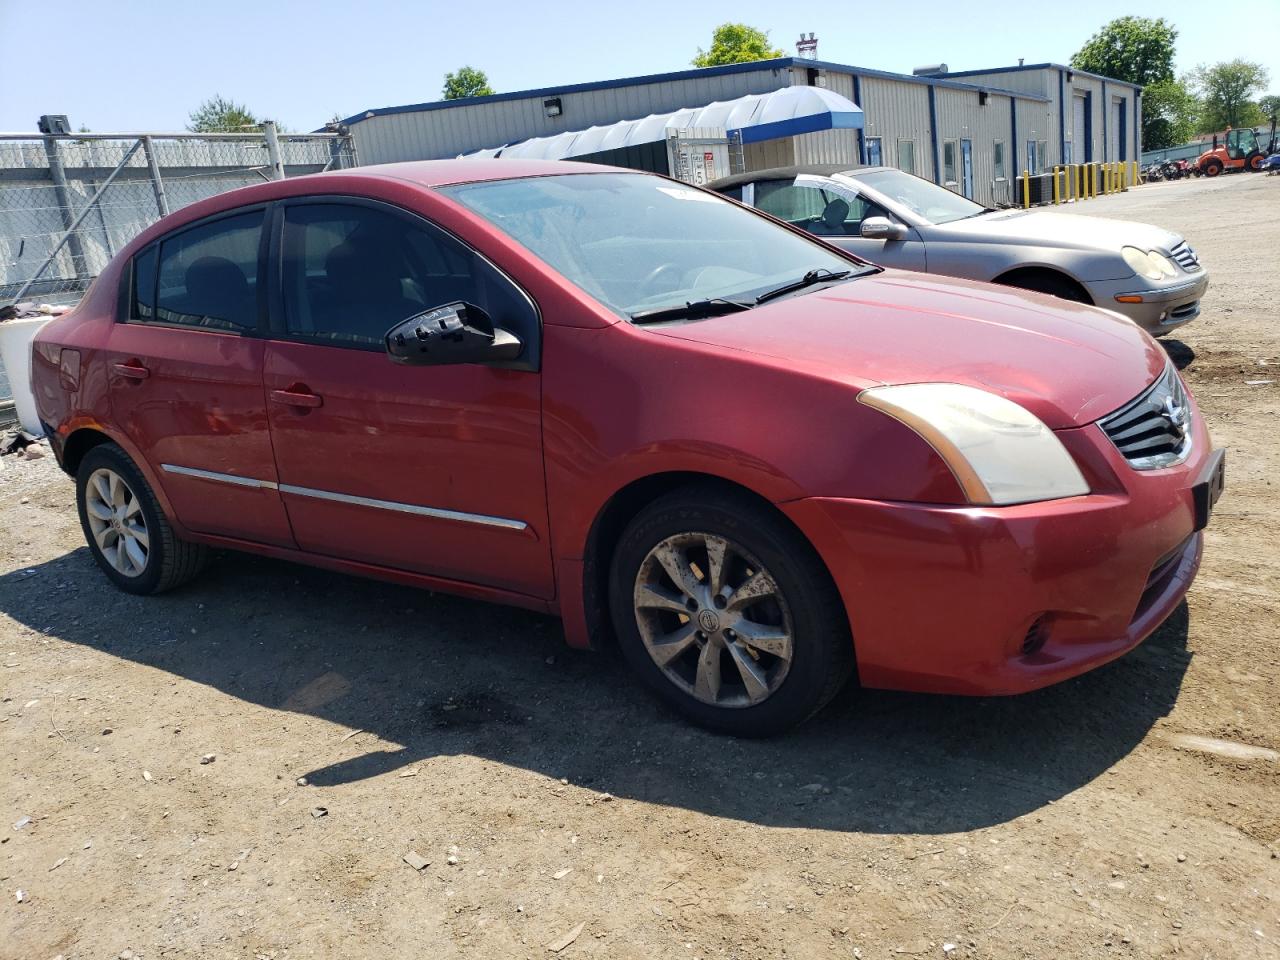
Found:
[0,547,1192,834]
[1162,338,1196,370]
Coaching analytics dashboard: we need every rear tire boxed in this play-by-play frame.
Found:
[76,443,208,595]
[608,485,853,737]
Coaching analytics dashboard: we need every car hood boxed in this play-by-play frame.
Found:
[648,270,1167,428]
[932,209,1182,254]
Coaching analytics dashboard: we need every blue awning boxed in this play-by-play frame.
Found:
[464,85,864,161]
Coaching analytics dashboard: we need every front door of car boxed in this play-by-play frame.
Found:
[262,199,554,600]
[753,177,927,271]
[105,206,295,547]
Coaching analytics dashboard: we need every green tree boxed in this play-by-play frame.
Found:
[1258,94,1280,125]
[692,23,784,68]
[187,95,259,133]
[1142,79,1201,149]
[1191,60,1270,130]
[442,66,495,100]
[1070,16,1178,87]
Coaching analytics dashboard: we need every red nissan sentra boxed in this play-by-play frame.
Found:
[30,160,1225,736]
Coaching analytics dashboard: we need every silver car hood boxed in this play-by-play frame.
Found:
[929,209,1183,254]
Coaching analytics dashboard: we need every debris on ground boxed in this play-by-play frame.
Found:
[13,816,32,831]
[310,807,328,819]
[403,851,430,871]
[546,921,585,953]
[199,754,216,765]
[553,867,572,880]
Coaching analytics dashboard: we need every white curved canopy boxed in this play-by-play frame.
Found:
[463,85,863,161]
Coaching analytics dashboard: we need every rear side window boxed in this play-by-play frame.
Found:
[281,202,535,352]
[151,211,264,331]
[132,245,158,320]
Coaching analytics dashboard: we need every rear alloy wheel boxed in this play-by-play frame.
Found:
[76,443,208,595]
[609,487,853,736]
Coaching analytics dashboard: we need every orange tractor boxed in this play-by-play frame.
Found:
[1196,127,1268,176]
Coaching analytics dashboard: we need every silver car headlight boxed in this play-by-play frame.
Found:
[858,383,1090,506]
[1122,246,1178,280]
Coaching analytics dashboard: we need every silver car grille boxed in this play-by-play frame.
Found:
[1169,241,1199,271]
[1099,365,1193,470]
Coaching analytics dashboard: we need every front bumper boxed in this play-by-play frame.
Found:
[1089,271,1210,335]
[781,417,1218,696]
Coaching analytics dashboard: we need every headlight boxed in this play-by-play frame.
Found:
[858,383,1090,506]
[1122,246,1178,280]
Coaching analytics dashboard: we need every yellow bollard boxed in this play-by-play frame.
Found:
[1052,165,1061,204]
[1021,170,1030,208]
[1087,164,1094,198]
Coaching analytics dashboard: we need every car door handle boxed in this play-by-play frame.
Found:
[112,360,150,380]
[270,387,323,409]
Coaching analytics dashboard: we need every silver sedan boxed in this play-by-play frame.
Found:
[709,165,1208,336]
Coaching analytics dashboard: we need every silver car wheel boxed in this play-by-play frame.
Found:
[85,467,150,578]
[633,532,794,708]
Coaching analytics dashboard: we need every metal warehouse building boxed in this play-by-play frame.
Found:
[343,56,1141,208]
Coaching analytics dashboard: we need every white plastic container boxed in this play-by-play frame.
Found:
[0,316,53,435]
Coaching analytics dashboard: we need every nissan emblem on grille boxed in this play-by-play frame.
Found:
[1099,366,1194,470]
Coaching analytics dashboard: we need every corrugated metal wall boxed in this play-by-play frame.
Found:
[856,75,936,181]
[353,68,792,164]
[933,88,1016,206]
[787,68,858,166]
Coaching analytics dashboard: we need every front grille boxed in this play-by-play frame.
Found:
[1169,240,1199,271]
[1099,365,1193,469]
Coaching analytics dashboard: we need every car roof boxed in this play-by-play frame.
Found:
[707,164,891,190]
[345,158,624,188]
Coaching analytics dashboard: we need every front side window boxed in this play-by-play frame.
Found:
[281,202,533,350]
[897,139,917,175]
[855,168,987,225]
[153,211,263,331]
[131,245,158,321]
[440,173,858,318]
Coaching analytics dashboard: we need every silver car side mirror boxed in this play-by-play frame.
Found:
[861,217,909,241]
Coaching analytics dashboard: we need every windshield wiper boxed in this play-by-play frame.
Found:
[753,267,856,305]
[629,297,753,324]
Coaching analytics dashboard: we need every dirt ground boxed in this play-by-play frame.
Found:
[2,173,1278,960]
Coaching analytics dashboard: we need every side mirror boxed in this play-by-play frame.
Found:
[860,216,909,241]
[385,302,522,366]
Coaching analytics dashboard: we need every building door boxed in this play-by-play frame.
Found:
[960,139,974,199]
[1114,99,1127,161]
[1073,94,1090,162]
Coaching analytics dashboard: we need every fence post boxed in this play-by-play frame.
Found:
[262,121,285,181]
[141,136,169,217]
[11,139,144,305]
[40,134,88,286]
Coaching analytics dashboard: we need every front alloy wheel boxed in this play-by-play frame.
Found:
[634,533,794,708]
[609,486,853,736]
[85,467,150,577]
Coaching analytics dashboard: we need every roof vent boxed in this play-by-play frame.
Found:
[913,64,947,76]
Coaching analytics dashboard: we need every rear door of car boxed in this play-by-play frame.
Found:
[105,205,294,546]
[751,176,927,270]
[260,197,554,600]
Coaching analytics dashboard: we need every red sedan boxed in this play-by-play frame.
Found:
[30,160,1224,736]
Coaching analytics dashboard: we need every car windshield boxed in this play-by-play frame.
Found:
[853,169,988,225]
[439,173,862,318]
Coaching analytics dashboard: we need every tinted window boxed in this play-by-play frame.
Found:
[132,245,157,321]
[282,203,534,352]
[154,211,263,331]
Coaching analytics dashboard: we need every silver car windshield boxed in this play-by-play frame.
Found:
[440,173,859,318]
[854,169,987,225]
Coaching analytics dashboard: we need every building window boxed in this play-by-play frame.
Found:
[993,140,1006,180]
[896,139,916,175]
[865,136,882,166]
[943,140,958,187]
[1027,139,1048,175]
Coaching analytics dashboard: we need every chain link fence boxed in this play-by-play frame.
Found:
[0,126,357,403]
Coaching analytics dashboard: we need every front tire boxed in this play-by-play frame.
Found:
[608,486,853,736]
[1203,159,1223,177]
[76,443,208,595]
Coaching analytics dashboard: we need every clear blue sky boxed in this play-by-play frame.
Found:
[2,0,1276,132]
